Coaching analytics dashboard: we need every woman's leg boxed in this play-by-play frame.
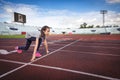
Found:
[19,37,36,50]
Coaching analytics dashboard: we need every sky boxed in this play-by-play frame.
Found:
[0,0,120,28]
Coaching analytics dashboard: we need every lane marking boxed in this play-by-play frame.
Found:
[48,38,72,44]
[50,49,120,57]
[77,45,120,49]
[30,40,79,63]
[51,43,120,49]
[0,64,28,78]
[0,40,79,78]
[30,64,120,80]
[0,59,26,65]
[78,40,120,45]
[0,59,120,80]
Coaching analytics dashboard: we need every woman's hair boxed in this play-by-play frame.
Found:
[40,25,50,37]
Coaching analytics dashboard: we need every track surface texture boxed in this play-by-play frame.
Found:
[0,34,120,80]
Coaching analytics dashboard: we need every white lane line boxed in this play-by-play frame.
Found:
[29,40,79,63]
[0,64,28,78]
[0,59,26,65]
[47,38,72,44]
[30,64,120,80]
[78,40,120,45]
[51,49,120,57]
[0,59,119,80]
[78,45,120,49]
[51,43,120,49]
[0,40,79,78]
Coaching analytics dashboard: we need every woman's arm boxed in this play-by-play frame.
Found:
[31,38,39,61]
[44,39,49,54]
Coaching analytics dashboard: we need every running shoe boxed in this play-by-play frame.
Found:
[15,46,22,54]
[36,52,42,57]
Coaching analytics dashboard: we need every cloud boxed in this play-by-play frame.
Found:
[0,0,120,28]
[106,11,120,25]
[106,0,120,4]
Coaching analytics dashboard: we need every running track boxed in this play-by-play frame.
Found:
[0,34,120,80]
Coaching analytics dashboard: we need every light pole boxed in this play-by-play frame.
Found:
[100,10,107,33]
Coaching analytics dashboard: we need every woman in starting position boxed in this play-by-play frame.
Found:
[15,26,50,61]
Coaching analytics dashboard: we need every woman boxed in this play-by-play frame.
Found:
[15,26,50,61]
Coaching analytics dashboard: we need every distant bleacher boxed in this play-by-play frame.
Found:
[0,22,38,35]
[0,22,10,35]
[0,22,120,35]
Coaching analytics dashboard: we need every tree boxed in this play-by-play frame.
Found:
[80,24,84,28]
[80,22,87,28]
[88,25,94,28]
[83,22,87,28]
[113,25,119,27]
[96,25,100,28]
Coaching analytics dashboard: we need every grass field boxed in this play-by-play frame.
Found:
[0,35,25,38]
[0,34,120,40]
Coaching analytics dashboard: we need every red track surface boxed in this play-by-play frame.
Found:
[0,34,120,80]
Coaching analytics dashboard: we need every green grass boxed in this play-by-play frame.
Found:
[0,35,25,38]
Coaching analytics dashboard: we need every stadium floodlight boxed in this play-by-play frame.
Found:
[100,10,108,33]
